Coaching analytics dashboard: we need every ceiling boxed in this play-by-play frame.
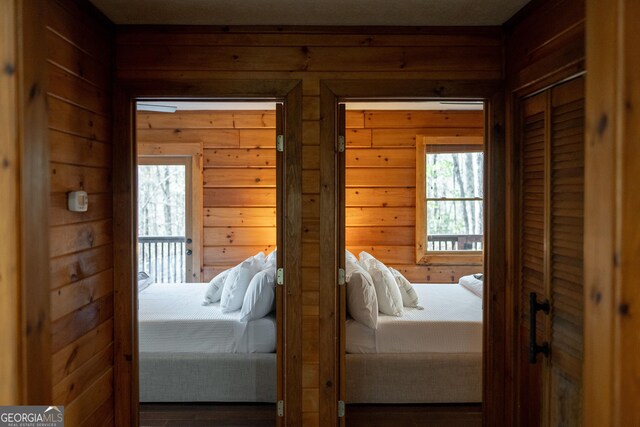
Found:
[89,0,529,26]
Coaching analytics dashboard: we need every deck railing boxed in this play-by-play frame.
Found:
[138,236,186,283]
[427,234,483,251]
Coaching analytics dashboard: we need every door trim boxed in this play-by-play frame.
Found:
[318,79,506,426]
[113,79,303,426]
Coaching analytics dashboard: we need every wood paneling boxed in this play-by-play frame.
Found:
[137,111,277,279]
[584,0,640,425]
[504,2,586,425]
[118,27,503,427]
[46,0,114,424]
[15,0,53,405]
[0,0,20,404]
[345,110,484,283]
[505,0,585,94]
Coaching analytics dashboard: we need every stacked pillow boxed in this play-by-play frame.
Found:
[203,249,278,321]
[345,251,378,329]
[345,250,421,329]
[359,252,404,317]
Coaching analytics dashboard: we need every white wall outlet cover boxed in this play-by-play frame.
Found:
[67,191,89,212]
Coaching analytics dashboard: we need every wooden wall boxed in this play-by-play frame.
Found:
[0,0,21,404]
[344,109,484,283]
[116,27,502,426]
[137,108,484,284]
[505,0,585,93]
[47,0,115,425]
[136,110,277,281]
[584,0,640,425]
[503,0,585,424]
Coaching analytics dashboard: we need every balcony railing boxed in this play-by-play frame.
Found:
[138,236,186,283]
[427,234,483,251]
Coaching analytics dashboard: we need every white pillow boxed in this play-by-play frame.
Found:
[459,274,483,298]
[240,267,276,322]
[345,249,358,265]
[358,251,403,317]
[265,249,277,268]
[389,267,422,309]
[203,269,230,305]
[346,265,378,329]
[220,252,266,313]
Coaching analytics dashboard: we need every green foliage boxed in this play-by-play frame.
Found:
[426,151,484,241]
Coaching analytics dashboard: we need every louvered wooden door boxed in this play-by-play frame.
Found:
[516,76,585,426]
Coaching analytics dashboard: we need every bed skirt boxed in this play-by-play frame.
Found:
[346,353,482,404]
[139,352,276,402]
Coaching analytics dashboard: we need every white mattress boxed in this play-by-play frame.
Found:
[346,283,483,354]
[138,283,276,353]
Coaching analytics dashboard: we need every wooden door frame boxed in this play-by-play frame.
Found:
[113,79,303,426]
[318,79,506,426]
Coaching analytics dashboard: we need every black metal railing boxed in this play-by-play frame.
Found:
[427,234,483,251]
[138,236,186,283]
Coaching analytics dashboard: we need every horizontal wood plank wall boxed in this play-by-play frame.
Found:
[47,0,114,425]
[504,0,585,424]
[117,27,503,427]
[136,110,277,280]
[345,109,484,283]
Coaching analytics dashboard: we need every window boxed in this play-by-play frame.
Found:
[416,136,484,264]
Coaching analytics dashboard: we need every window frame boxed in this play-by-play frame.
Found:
[415,135,485,265]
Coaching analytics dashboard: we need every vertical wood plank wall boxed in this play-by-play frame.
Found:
[136,110,277,280]
[0,0,20,404]
[584,0,640,425]
[117,27,502,426]
[344,109,484,283]
[46,0,115,424]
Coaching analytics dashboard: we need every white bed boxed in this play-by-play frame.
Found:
[138,283,277,402]
[346,283,483,404]
[139,282,276,354]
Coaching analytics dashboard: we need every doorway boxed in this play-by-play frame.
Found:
[317,79,506,426]
[339,100,485,425]
[112,80,303,427]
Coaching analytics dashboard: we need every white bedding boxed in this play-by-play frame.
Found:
[139,283,276,354]
[346,283,482,354]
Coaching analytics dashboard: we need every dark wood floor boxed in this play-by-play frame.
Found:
[140,403,482,427]
[346,404,482,427]
[139,403,277,427]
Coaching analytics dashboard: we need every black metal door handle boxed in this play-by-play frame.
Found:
[529,292,550,364]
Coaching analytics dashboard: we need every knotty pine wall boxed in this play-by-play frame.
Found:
[137,108,484,284]
[345,109,484,283]
[47,0,115,425]
[117,27,502,426]
[136,110,277,281]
